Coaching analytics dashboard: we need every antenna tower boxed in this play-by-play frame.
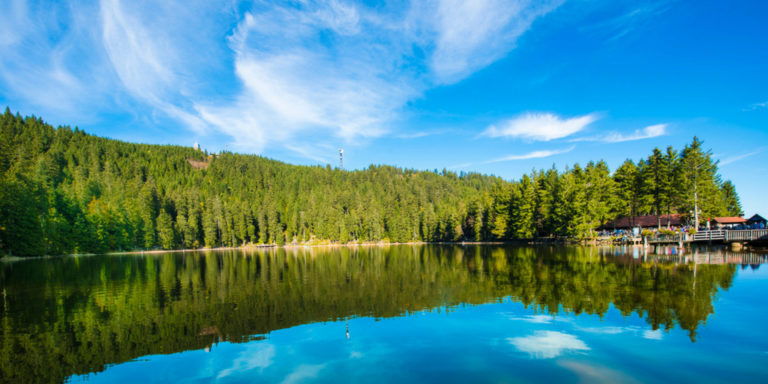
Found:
[339,148,344,169]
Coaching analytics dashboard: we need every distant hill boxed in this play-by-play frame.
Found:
[0,108,740,256]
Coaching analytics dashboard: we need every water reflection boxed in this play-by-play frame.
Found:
[646,245,768,267]
[0,245,762,383]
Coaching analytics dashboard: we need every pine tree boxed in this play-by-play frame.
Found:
[612,159,639,226]
[156,210,175,249]
[490,183,511,240]
[720,181,742,217]
[203,205,218,247]
[662,146,681,227]
[680,137,719,228]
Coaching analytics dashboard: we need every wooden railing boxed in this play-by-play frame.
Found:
[649,234,685,244]
[693,230,725,241]
[725,229,768,242]
[648,229,768,244]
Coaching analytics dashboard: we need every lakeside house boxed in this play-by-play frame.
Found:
[602,214,683,230]
[747,214,767,228]
[710,216,747,229]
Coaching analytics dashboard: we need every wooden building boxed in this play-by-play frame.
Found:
[747,214,767,228]
[710,217,747,229]
[602,214,683,230]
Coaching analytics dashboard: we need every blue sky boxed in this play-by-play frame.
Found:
[1,0,767,215]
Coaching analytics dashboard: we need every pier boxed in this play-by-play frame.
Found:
[648,229,768,245]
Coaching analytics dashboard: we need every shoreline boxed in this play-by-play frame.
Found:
[4,240,765,262]
[0,240,547,261]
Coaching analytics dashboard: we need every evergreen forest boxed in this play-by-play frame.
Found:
[0,109,742,256]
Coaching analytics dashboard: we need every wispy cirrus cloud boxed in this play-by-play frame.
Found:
[429,0,564,84]
[0,1,111,119]
[448,145,574,169]
[584,1,673,42]
[571,123,667,143]
[0,0,567,158]
[482,113,599,141]
[485,146,575,163]
[603,123,667,142]
[394,128,458,139]
[99,0,228,134]
[744,101,768,111]
[196,0,565,152]
[720,148,765,166]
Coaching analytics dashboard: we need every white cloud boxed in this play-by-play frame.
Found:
[395,129,455,139]
[586,3,672,42]
[396,131,432,139]
[0,0,29,48]
[744,101,768,111]
[569,123,668,143]
[0,0,565,159]
[99,0,210,133]
[720,149,765,166]
[508,331,590,359]
[603,123,667,143]
[283,144,332,165]
[100,0,172,101]
[430,0,564,83]
[483,113,599,141]
[486,146,575,163]
[197,0,564,152]
[0,1,111,119]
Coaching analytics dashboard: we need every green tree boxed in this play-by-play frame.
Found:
[612,159,639,225]
[156,210,176,249]
[490,183,511,239]
[510,175,536,239]
[720,180,742,217]
[679,137,719,228]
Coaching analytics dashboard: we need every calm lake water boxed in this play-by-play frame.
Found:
[1,245,768,383]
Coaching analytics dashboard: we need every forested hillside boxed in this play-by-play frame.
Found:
[0,109,741,256]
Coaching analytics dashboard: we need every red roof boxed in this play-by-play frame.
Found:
[604,214,682,229]
[711,217,747,224]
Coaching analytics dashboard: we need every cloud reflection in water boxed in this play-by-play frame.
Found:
[508,331,589,359]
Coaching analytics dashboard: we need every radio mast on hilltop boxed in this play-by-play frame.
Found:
[339,148,344,169]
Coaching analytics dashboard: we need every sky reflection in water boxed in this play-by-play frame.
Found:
[72,268,768,384]
[2,245,767,383]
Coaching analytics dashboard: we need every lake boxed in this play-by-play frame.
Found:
[1,245,767,383]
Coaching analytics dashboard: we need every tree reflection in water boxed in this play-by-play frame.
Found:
[0,245,752,383]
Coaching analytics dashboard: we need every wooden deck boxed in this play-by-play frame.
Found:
[648,229,768,244]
